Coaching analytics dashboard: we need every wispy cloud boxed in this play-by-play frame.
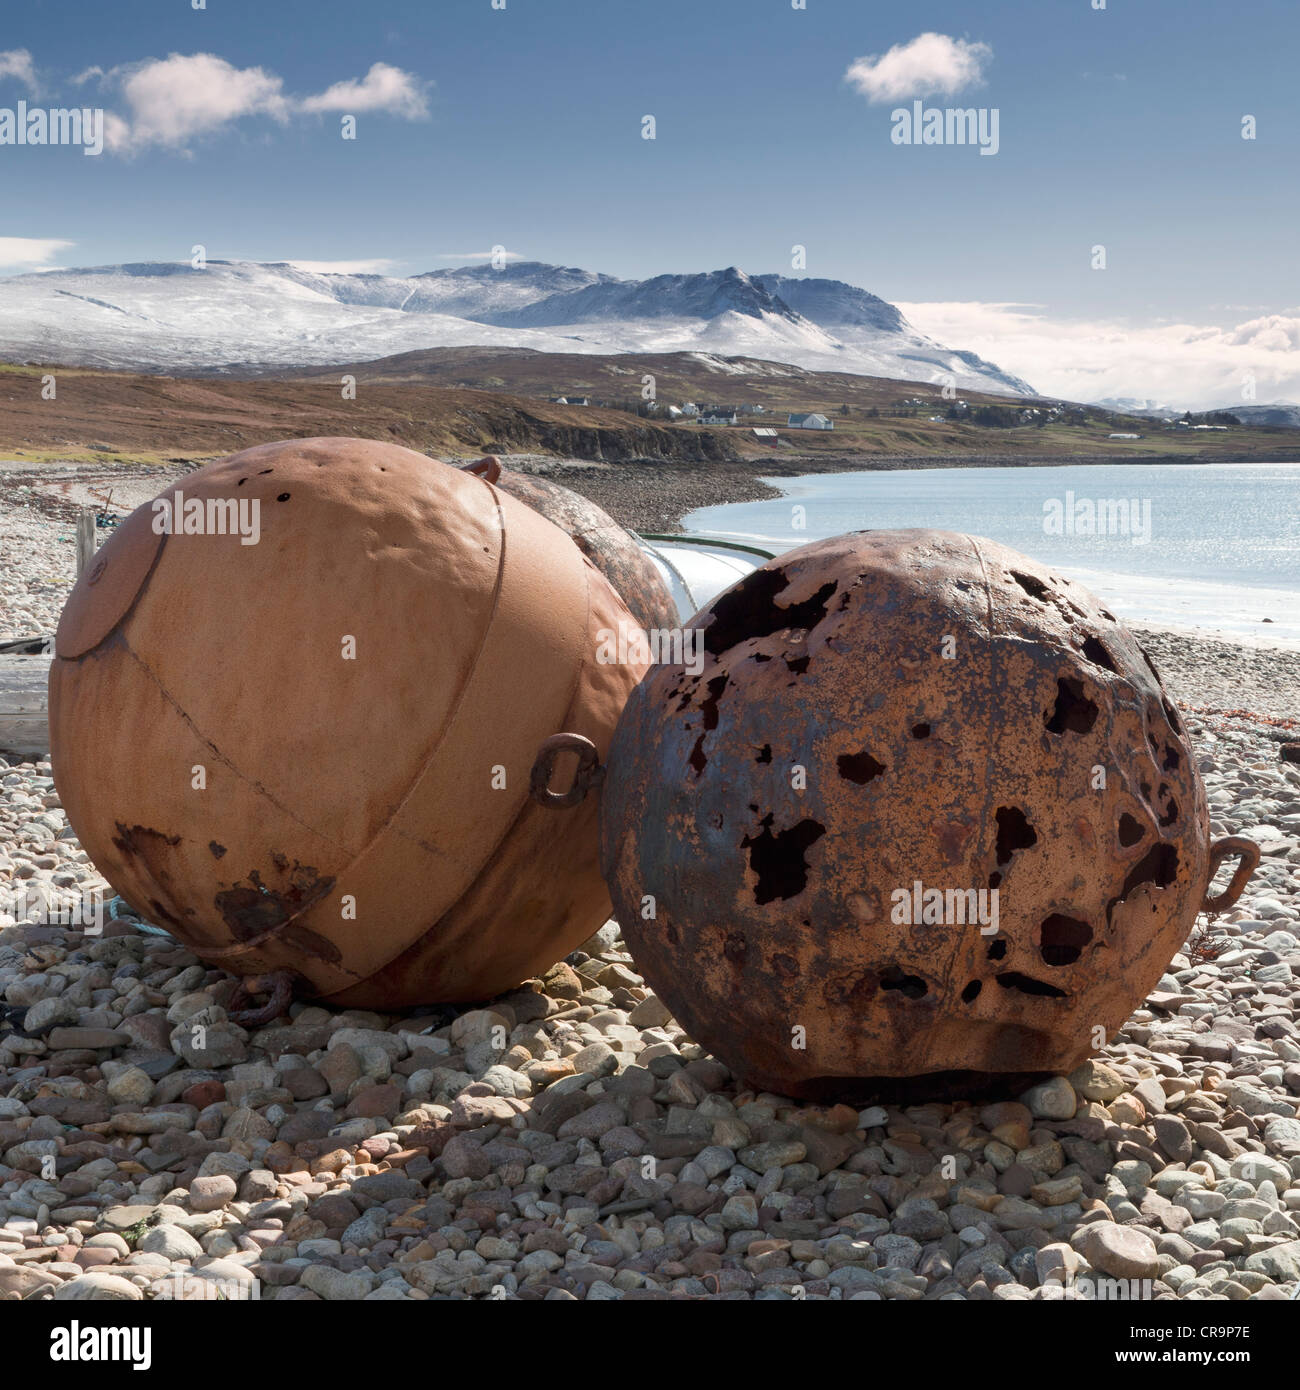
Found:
[0,49,39,94]
[845,33,992,105]
[896,299,1300,410]
[299,63,428,118]
[0,237,74,271]
[90,52,430,155]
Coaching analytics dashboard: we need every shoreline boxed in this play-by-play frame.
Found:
[542,451,1299,536]
[4,451,1299,717]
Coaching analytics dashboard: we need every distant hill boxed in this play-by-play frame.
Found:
[0,258,1033,396]
[1211,402,1300,428]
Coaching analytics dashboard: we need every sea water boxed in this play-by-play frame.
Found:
[683,462,1300,647]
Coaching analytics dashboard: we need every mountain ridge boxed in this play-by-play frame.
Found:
[0,258,1035,396]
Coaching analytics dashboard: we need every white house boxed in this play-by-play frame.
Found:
[680,402,699,416]
[665,405,683,419]
[700,408,738,425]
[788,412,833,430]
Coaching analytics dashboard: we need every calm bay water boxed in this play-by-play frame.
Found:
[683,462,1300,647]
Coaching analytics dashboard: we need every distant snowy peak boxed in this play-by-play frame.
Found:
[405,261,614,319]
[755,275,905,333]
[1094,396,1181,417]
[486,267,792,327]
[1212,401,1300,427]
[0,258,1034,395]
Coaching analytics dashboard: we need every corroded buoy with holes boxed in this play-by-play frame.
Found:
[600,529,1258,1099]
[461,457,678,634]
[49,438,648,1010]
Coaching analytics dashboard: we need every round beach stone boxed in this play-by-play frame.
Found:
[1082,1224,1162,1280]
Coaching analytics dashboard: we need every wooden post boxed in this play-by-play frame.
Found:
[76,510,96,578]
[0,650,52,756]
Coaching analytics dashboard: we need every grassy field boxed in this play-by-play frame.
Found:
[1,348,1296,468]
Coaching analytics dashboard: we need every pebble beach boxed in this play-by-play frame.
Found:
[2,468,1300,1304]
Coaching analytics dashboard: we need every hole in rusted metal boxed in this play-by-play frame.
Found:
[995,805,1037,865]
[837,751,885,784]
[208,840,227,859]
[1081,636,1117,672]
[1158,795,1179,828]
[986,939,1007,961]
[785,654,810,675]
[879,966,927,1000]
[703,568,836,655]
[1040,914,1092,966]
[1118,842,1179,898]
[1010,570,1051,600]
[755,745,772,764]
[960,979,982,1003]
[277,492,290,502]
[911,722,931,739]
[687,673,729,777]
[740,815,826,904]
[1118,813,1145,847]
[995,972,1067,999]
[987,870,1002,890]
[1162,744,1181,772]
[1162,696,1183,734]
[1045,678,1098,735]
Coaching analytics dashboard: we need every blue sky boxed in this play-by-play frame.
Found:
[1,0,1297,402]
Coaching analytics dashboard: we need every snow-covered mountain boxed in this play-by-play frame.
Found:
[1209,401,1300,428]
[1094,396,1181,417]
[0,259,1034,395]
[1095,395,1300,426]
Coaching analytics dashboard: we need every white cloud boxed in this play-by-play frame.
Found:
[845,33,991,105]
[287,258,398,275]
[72,65,105,86]
[436,250,523,262]
[299,62,428,118]
[896,299,1300,411]
[107,53,290,153]
[0,49,38,93]
[0,237,74,271]
[98,52,429,154]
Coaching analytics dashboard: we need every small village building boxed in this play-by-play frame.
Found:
[787,412,833,430]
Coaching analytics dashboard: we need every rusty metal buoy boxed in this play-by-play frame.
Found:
[600,529,1258,1098]
[462,457,678,633]
[49,438,648,1009]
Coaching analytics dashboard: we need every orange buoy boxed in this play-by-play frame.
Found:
[50,438,648,1009]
